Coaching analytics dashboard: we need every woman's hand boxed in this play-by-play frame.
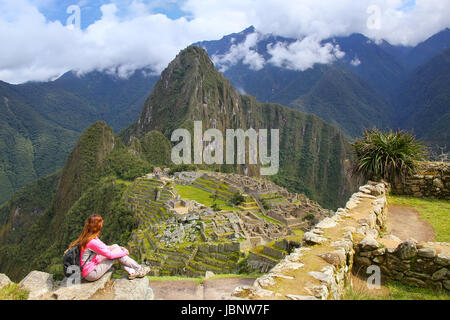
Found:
[121,247,129,255]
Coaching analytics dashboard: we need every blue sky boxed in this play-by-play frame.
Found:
[35,0,419,28]
[1,0,448,84]
[33,0,189,29]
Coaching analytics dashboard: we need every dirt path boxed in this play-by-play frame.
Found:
[149,277,255,300]
[387,204,435,242]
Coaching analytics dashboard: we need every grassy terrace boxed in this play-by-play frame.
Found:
[196,178,231,192]
[345,280,450,300]
[255,211,283,226]
[147,273,262,285]
[174,184,237,211]
[388,195,450,242]
[284,229,305,242]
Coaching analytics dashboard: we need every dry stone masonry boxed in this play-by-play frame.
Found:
[391,161,450,200]
[355,237,450,291]
[124,171,332,277]
[232,180,450,300]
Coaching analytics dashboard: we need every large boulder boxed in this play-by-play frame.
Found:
[48,272,113,300]
[41,272,153,300]
[113,277,153,300]
[19,271,53,300]
[0,274,13,290]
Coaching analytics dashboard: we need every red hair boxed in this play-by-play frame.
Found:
[68,214,103,252]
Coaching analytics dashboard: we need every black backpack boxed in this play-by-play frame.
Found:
[62,244,94,278]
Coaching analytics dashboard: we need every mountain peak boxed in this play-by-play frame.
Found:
[241,25,256,34]
[126,45,238,139]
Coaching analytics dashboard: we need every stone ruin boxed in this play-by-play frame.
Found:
[205,172,281,195]
[239,211,290,243]
[125,171,336,277]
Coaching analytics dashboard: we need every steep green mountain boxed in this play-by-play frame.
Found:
[196,27,450,149]
[403,28,450,71]
[49,70,159,131]
[289,65,394,137]
[397,47,450,150]
[122,46,357,210]
[0,121,154,281]
[0,82,79,205]
[331,33,406,98]
[0,171,61,244]
[0,47,357,281]
[196,29,399,139]
[0,71,157,204]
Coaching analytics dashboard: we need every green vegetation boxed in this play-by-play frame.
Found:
[0,122,142,281]
[168,164,198,175]
[174,185,236,211]
[0,171,61,244]
[398,47,450,153]
[290,66,394,138]
[0,83,80,204]
[345,280,450,300]
[285,229,305,242]
[230,192,245,206]
[139,131,173,166]
[255,211,283,226]
[0,71,158,205]
[122,45,355,210]
[352,129,427,184]
[147,273,261,285]
[102,146,153,181]
[0,283,29,300]
[388,195,450,242]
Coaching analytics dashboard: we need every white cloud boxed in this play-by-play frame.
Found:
[212,33,265,72]
[267,37,345,71]
[0,0,449,83]
[350,57,362,67]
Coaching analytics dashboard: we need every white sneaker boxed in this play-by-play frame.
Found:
[128,266,150,280]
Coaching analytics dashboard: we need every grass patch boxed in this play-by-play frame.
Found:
[388,195,450,242]
[148,276,204,285]
[205,273,262,280]
[285,229,305,242]
[174,185,237,211]
[0,284,29,300]
[147,273,259,285]
[116,179,132,186]
[255,211,283,226]
[345,280,450,300]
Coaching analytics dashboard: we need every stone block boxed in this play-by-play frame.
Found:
[113,277,153,300]
[431,268,448,281]
[19,271,53,300]
[417,248,436,258]
[395,240,417,260]
[0,274,12,290]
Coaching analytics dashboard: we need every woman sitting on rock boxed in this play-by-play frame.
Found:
[67,214,150,281]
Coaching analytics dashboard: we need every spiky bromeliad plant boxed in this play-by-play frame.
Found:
[352,129,427,184]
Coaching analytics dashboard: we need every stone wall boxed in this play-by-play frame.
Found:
[232,179,450,300]
[232,182,389,300]
[391,162,450,200]
[355,239,450,291]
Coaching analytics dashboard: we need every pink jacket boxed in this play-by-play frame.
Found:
[80,237,128,278]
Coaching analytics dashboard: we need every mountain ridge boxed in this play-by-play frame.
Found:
[123,45,357,209]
